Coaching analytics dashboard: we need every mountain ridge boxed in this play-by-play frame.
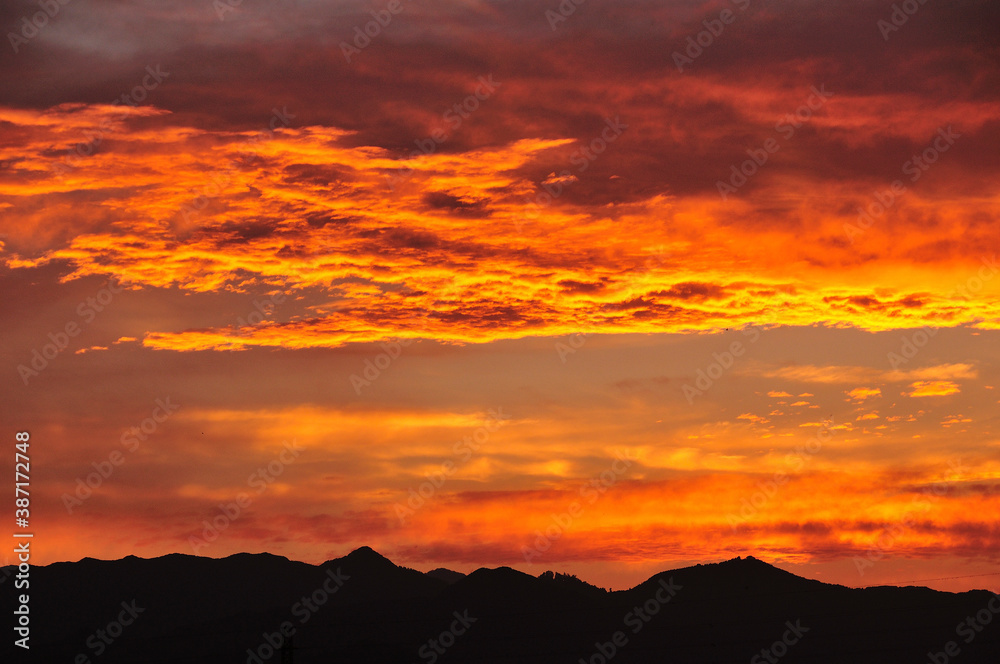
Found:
[18,548,989,595]
[4,548,997,663]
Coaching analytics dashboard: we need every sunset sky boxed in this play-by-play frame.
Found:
[2,0,999,593]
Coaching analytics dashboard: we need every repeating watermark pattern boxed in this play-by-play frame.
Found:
[852,457,966,576]
[394,409,510,523]
[7,0,74,53]
[188,440,305,554]
[16,277,126,386]
[211,0,299,21]
[751,620,809,664]
[340,0,414,63]
[521,450,637,564]
[926,593,1000,664]
[887,255,997,369]
[52,65,170,178]
[844,126,960,242]
[515,116,628,231]
[554,320,601,364]
[571,118,628,174]
[233,292,287,329]
[727,418,834,531]
[717,85,833,200]
[75,600,145,662]
[213,0,240,20]
[245,567,350,663]
[887,326,940,370]
[672,0,753,72]
[639,245,673,273]
[878,0,934,41]
[556,247,672,362]
[62,398,180,513]
[545,0,588,30]
[417,610,477,663]
[176,107,295,225]
[386,74,501,191]
[683,328,759,403]
[350,338,414,395]
[682,308,780,404]
[577,577,681,664]
[211,0,254,21]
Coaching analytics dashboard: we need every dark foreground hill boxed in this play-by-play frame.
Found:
[3,548,998,663]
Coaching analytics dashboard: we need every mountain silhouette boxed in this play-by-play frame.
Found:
[3,549,998,663]
[424,568,466,586]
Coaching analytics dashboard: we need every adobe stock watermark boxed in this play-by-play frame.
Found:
[340,0,414,63]
[212,0,242,20]
[717,85,833,200]
[927,593,1000,664]
[75,600,145,662]
[556,248,672,363]
[245,567,350,664]
[844,126,960,242]
[8,0,74,54]
[386,75,501,191]
[52,65,170,178]
[515,116,627,232]
[188,439,305,554]
[577,577,681,664]
[751,620,809,664]
[350,338,414,395]
[672,0,753,72]
[62,398,180,513]
[545,0,587,30]
[232,291,286,329]
[878,0,934,41]
[11,550,29,649]
[852,457,966,576]
[887,255,997,369]
[555,320,601,363]
[212,0,299,20]
[727,418,834,531]
[176,106,295,225]
[417,610,477,664]
[682,309,779,405]
[394,408,510,523]
[521,450,637,563]
[17,277,127,386]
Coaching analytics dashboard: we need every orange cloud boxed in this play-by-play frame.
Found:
[886,363,978,382]
[2,100,1000,351]
[847,387,882,402]
[907,381,961,397]
[5,0,1000,599]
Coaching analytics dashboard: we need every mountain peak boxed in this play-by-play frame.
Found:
[714,554,778,570]
[348,544,384,556]
[425,567,466,585]
[341,545,395,567]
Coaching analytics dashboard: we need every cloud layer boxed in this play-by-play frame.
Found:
[3,0,999,591]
